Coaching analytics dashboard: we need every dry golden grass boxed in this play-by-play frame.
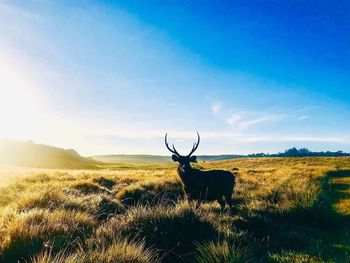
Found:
[0,157,349,262]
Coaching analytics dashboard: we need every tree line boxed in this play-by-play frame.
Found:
[248,147,350,158]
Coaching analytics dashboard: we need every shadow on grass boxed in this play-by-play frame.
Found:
[234,169,350,262]
[327,170,350,178]
[118,181,184,207]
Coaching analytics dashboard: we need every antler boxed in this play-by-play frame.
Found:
[188,132,200,157]
[165,133,181,156]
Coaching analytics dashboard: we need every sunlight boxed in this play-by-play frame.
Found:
[0,60,42,140]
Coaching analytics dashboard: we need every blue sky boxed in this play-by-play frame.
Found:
[0,0,349,155]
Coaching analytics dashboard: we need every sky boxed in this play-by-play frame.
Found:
[0,0,350,156]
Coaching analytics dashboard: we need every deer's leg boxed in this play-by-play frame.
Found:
[217,196,225,212]
[225,194,234,210]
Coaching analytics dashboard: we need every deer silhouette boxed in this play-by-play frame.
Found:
[165,132,236,210]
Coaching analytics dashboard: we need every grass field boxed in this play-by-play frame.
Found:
[0,157,349,262]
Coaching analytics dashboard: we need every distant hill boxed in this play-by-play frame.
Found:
[2,140,349,169]
[0,140,102,169]
[197,154,245,161]
[91,154,244,164]
[92,148,350,164]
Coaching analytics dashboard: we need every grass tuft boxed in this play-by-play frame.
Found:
[30,238,159,263]
[95,202,218,262]
[0,209,95,262]
[195,240,253,263]
[268,250,324,263]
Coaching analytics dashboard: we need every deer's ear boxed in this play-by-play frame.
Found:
[189,156,197,163]
[172,155,179,162]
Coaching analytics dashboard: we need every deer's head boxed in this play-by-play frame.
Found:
[165,132,200,171]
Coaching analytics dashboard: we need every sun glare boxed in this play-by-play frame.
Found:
[0,61,42,140]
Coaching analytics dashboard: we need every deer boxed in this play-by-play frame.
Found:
[165,132,236,211]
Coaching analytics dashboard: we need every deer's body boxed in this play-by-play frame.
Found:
[177,166,235,207]
[165,133,236,210]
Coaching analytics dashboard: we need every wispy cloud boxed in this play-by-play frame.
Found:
[0,2,39,21]
[298,115,310,120]
[211,102,315,131]
[225,111,284,130]
[211,101,222,114]
[225,112,245,127]
[295,106,321,113]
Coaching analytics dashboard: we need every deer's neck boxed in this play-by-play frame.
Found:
[177,165,195,187]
